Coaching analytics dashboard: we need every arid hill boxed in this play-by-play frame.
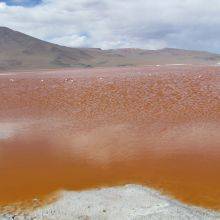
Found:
[1,27,220,71]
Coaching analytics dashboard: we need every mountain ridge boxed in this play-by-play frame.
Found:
[1,27,220,71]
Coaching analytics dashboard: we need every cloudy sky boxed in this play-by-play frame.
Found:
[0,0,220,53]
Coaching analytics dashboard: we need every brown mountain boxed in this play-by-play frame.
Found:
[1,27,220,71]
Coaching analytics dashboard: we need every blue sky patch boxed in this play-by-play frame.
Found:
[2,0,42,7]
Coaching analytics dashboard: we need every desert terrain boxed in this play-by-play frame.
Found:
[1,27,220,71]
[0,65,219,219]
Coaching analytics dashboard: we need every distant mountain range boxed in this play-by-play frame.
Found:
[0,27,220,71]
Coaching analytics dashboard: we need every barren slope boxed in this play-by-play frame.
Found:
[1,27,220,70]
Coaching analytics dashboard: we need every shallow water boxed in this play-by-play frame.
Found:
[0,66,219,210]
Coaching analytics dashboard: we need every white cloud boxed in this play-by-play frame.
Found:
[0,0,220,52]
[52,34,88,48]
[0,2,6,9]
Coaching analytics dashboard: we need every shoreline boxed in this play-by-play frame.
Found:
[1,185,219,220]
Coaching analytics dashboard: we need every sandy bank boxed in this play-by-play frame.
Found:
[1,185,220,220]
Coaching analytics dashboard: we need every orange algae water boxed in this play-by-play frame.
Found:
[0,66,219,210]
